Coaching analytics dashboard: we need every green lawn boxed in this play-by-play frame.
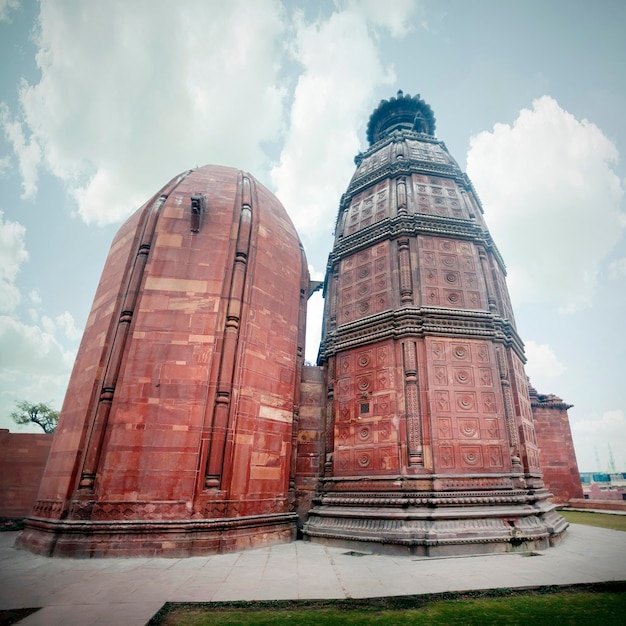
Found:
[560,509,626,532]
[150,585,626,626]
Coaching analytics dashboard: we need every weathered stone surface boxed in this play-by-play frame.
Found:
[304,91,567,554]
[17,165,307,557]
[0,430,52,519]
[293,366,326,526]
[530,387,583,504]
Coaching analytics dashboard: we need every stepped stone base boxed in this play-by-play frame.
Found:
[16,512,297,558]
[303,476,568,557]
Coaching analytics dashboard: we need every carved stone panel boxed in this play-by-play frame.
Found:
[343,182,390,236]
[337,242,391,324]
[425,337,509,473]
[331,340,401,475]
[408,174,467,219]
[418,236,487,311]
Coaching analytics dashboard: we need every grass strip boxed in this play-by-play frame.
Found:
[148,581,626,625]
[560,510,626,531]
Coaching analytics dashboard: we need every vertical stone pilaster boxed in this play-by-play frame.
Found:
[396,176,407,214]
[205,176,253,489]
[496,345,521,471]
[324,358,335,474]
[398,237,413,305]
[329,270,338,330]
[290,253,309,496]
[478,247,498,314]
[79,193,169,492]
[403,340,423,465]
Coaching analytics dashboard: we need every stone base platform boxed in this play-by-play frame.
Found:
[302,475,568,557]
[304,506,567,557]
[15,512,298,558]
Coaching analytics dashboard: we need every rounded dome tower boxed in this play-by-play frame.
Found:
[18,165,309,557]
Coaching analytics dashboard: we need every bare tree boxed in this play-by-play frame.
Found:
[11,401,59,434]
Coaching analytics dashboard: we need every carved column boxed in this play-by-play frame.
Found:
[403,340,423,465]
[329,270,338,330]
[79,193,168,491]
[478,246,498,314]
[496,344,521,471]
[396,176,407,214]
[205,176,253,488]
[324,358,335,474]
[397,237,413,305]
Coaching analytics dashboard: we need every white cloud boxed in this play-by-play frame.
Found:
[467,96,625,313]
[0,0,19,23]
[0,315,75,374]
[0,102,42,198]
[28,289,41,305]
[345,0,418,37]
[0,300,80,431]
[0,314,75,430]
[54,310,83,341]
[0,283,20,315]
[572,409,626,472]
[608,257,626,279]
[0,155,11,177]
[271,1,417,249]
[3,0,420,237]
[0,209,27,313]
[524,340,566,387]
[3,0,289,225]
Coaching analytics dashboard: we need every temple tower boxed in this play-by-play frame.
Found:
[18,165,308,557]
[303,92,567,555]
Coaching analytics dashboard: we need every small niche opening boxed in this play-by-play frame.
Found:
[190,193,206,232]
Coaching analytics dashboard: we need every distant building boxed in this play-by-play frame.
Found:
[579,472,626,501]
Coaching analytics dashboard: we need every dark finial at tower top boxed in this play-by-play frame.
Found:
[366,91,436,145]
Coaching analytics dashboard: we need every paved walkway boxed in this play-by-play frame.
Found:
[1,524,625,625]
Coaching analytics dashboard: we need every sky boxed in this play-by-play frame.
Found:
[0,0,624,473]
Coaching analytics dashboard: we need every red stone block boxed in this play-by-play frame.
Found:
[18,166,307,557]
[0,430,53,518]
[530,387,583,504]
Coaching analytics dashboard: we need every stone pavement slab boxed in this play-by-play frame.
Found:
[0,523,625,626]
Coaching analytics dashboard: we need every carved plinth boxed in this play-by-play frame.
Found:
[303,475,566,556]
[16,512,298,558]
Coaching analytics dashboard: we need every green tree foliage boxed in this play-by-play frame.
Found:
[11,401,59,434]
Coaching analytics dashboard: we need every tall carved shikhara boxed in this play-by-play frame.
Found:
[304,91,567,555]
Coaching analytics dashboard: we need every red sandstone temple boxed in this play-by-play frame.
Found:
[17,92,575,557]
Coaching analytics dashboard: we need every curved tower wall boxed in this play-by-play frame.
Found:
[304,92,566,555]
[18,165,308,557]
